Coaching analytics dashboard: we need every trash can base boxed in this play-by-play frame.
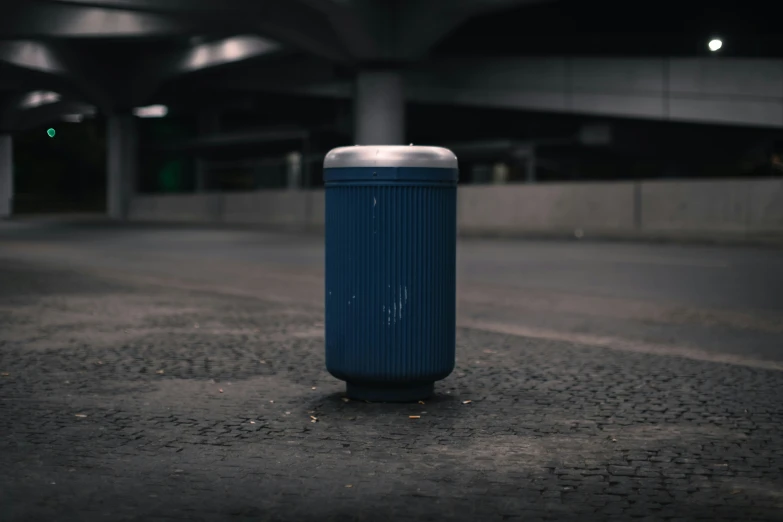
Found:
[346,382,434,403]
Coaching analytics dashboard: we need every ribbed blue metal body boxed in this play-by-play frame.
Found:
[324,166,458,400]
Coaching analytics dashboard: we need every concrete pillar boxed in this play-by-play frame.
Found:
[492,163,509,184]
[0,134,12,218]
[286,151,302,190]
[354,69,405,145]
[107,114,138,220]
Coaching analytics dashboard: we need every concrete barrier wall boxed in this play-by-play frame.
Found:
[640,179,783,233]
[129,178,783,240]
[746,179,783,231]
[641,179,751,232]
[129,190,323,230]
[128,193,219,223]
[222,190,309,229]
[307,190,325,230]
[458,183,636,235]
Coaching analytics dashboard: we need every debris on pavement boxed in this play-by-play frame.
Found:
[462,400,472,404]
[259,360,266,364]
[310,415,318,423]
[418,400,425,405]
[250,421,255,424]
[409,415,421,419]
[345,484,352,488]
[311,387,316,390]
[341,397,350,403]
[74,414,87,418]
[219,389,223,393]
[1,372,9,376]
[156,370,164,375]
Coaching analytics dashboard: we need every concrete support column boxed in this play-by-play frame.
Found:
[0,134,12,219]
[286,151,302,190]
[107,114,138,220]
[354,69,405,145]
[492,163,509,184]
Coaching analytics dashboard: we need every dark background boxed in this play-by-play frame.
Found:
[10,0,783,211]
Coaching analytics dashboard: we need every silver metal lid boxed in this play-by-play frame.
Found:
[323,145,458,169]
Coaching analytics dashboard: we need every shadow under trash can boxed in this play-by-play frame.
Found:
[323,145,458,402]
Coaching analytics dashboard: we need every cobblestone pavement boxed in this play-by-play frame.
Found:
[1,223,782,521]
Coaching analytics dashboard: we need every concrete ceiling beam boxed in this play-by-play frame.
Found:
[0,2,205,38]
[38,0,352,62]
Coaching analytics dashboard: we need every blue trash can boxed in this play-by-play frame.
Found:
[323,145,458,402]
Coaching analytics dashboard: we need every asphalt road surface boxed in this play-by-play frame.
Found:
[1,218,782,522]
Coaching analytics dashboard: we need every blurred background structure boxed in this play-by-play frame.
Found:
[0,0,782,241]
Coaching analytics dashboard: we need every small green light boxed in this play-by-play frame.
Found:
[47,128,56,138]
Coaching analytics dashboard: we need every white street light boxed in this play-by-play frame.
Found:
[708,38,723,52]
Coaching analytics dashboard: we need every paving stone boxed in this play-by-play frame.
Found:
[1,253,782,522]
